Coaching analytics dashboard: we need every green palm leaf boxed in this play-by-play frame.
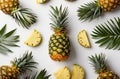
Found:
[91,17,120,50]
[0,24,19,53]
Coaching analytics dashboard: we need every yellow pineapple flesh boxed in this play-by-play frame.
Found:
[77,30,91,48]
[36,0,48,4]
[0,0,19,14]
[71,64,85,79]
[98,0,119,11]
[24,29,42,47]
[54,66,70,79]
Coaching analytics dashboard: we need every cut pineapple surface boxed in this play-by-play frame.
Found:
[78,30,91,48]
[36,0,47,4]
[71,64,85,79]
[54,66,70,79]
[24,29,42,47]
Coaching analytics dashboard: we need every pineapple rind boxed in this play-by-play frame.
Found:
[78,30,91,48]
[24,29,42,47]
[71,64,85,79]
[54,66,70,79]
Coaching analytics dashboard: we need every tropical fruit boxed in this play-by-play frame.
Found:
[36,0,48,4]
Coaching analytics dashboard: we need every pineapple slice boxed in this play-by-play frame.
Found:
[36,0,48,4]
[71,64,85,79]
[24,29,42,47]
[77,30,91,48]
[54,66,70,79]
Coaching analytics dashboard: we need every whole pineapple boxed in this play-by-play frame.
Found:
[0,51,37,79]
[0,0,37,29]
[78,0,120,21]
[49,6,70,61]
[89,53,119,79]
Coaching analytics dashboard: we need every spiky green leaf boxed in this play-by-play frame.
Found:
[77,1,102,21]
[11,8,37,29]
[91,17,120,50]
[0,25,19,53]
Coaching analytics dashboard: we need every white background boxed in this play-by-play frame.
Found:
[0,0,120,79]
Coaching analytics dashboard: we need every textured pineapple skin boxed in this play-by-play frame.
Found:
[0,66,19,79]
[98,71,119,79]
[0,0,19,14]
[98,0,119,11]
[49,33,70,61]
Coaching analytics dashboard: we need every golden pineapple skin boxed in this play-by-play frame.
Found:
[98,71,119,79]
[49,33,70,61]
[0,66,19,79]
[98,0,119,11]
[0,0,19,14]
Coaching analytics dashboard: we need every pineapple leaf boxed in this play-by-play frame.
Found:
[77,1,102,21]
[89,53,107,73]
[11,8,37,29]
[11,51,38,74]
[0,25,19,54]
[91,17,120,50]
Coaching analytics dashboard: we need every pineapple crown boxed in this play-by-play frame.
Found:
[25,69,51,79]
[50,5,68,33]
[11,51,37,74]
[89,53,108,74]
[77,1,102,21]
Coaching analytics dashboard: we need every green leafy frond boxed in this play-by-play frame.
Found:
[50,5,68,30]
[89,53,107,73]
[11,51,38,73]
[0,24,19,53]
[91,17,120,50]
[11,8,37,29]
[77,1,102,21]
[25,69,51,79]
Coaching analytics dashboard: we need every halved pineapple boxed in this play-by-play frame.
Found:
[77,30,91,48]
[71,64,85,79]
[54,66,70,79]
[24,29,42,46]
[36,0,48,4]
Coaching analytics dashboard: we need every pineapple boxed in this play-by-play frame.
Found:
[71,64,85,79]
[54,66,71,79]
[49,6,70,61]
[89,53,119,79]
[0,0,37,29]
[65,0,76,2]
[36,0,48,4]
[77,30,91,48]
[0,51,37,79]
[24,29,42,47]
[78,0,120,21]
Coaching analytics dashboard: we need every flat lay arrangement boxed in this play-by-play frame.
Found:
[0,0,120,79]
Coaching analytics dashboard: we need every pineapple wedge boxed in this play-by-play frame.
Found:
[54,66,70,79]
[24,29,42,47]
[71,64,85,79]
[36,0,48,4]
[77,30,91,48]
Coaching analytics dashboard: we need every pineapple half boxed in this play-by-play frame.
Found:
[0,0,37,29]
[24,29,42,47]
[49,6,70,61]
[89,53,119,79]
[0,51,37,79]
[77,30,91,48]
[78,0,120,21]
[71,64,85,79]
[54,66,71,79]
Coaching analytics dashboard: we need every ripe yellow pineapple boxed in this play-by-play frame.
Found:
[78,0,120,21]
[36,0,48,4]
[77,30,91,48]
[49,6,70,61]
[24,29,42,47]
[71,64,85,79]
[54,66,70,79]
[0,0,37,29]
[89,53,119,79]
[0,51,37,79]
